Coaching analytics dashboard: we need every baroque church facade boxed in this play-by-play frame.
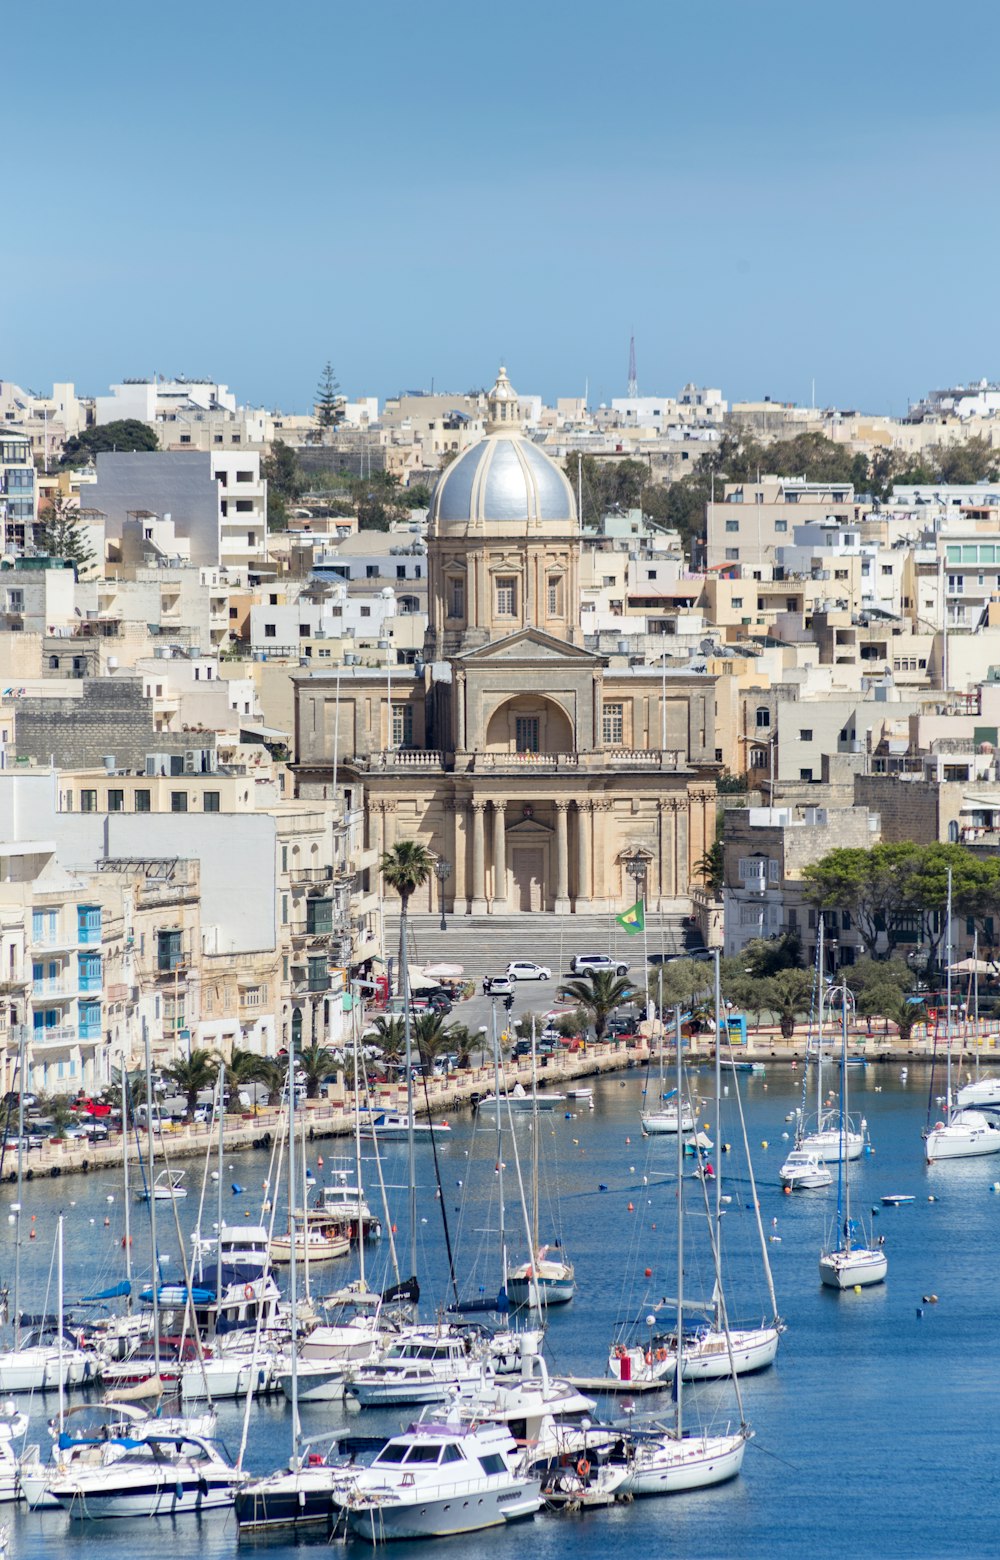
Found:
[294,369,720,916]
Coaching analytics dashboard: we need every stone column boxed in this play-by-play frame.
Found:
[491,800,507,912]
[456,670,467,752]
[448,799,468,915]
[554,801,570,913]
[593,799,613,909]
[471,800,487,915]
[574,800,592,909]
[656,799,669,909]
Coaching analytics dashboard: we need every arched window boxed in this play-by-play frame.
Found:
[755,707,770,729]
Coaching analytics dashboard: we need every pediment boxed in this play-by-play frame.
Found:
[458,628,599,665]
[506,814,554,835]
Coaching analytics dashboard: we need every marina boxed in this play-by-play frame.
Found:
[0,1061,995,1557]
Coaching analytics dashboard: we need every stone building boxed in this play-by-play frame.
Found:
[294,369,721,915]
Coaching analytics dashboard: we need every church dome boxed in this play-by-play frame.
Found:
[430,366,576,529]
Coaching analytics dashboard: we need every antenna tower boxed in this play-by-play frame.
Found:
[627,334,638,399]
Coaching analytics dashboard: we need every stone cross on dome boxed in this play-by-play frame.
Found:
[486,363,521,432]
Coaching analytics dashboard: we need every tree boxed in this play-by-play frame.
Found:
[403,482,432,509]
[445,1022,475,1070]
[693,841,724,899]
[370,1015,406,1068]
[60,419,158,465]
[412,1013,450,1070]
[558,971,633,1041]
[936,437,998,486]
[380,840,435,995]
[223,1046,275,1110]
[315,362,343,430]
[762,968,813,1039]
[649,958,714,1017]
[802,842,921,959]
[901,843,993,974]
[262,440,306,531]
[163,1049,219,1120]
[34,493,96,572]
[295,1044,336,1100]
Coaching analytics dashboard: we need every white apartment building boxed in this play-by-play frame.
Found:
[90,450,267,571]
[707,477,855,572]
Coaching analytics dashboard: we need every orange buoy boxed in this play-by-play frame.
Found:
[627,1202,635,1212]
[784,1186,791,1196]
[644,1267,652,1277]
[29,1229,35,1240]
[317,1157,324,1167]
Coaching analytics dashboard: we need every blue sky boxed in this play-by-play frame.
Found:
[7,1,999,414]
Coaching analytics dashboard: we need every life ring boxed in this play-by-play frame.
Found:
[244,1284,255,1300]
[644,1350,653,1366]
[934,1121,945,1131]
[655,1348,667,1362]
[576,1458,591,1480]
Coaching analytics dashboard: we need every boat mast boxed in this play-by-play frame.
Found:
[840,981,850,1254]
[817,916,824,1120]
[216,1063,225,1322]
[57,1213,65,1437]
[288,1025,300,1466]
[13,1026,24,1348]
[491,999,507,1299]
[530,1015,540,1260]
[401,936,417,1284]
[945,866,953,1114]
[143,1021,161,1383]
[352,984,366,1293]
[674,1006,685,1440]
[122,1064,132,1312]
[712,950,723,1324]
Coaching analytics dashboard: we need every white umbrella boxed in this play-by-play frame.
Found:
[422,962,464,979]
[407,970,441,991]
[948,958,997,975]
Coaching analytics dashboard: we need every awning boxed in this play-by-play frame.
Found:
[239,722,289,741]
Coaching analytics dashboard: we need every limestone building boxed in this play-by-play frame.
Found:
[294,369,720,914]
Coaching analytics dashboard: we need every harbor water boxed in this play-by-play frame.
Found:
[5,1062,997,1560]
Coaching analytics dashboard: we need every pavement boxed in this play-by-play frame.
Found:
[383,911,691,1042]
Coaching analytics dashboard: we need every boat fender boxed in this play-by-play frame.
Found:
[934,1122,945,1131]
[175,1482,184,1501]
[263,1132,272,1149]
[576,1458,591,1480]
[922,1293,938,1304]
[50,1167,60,1179]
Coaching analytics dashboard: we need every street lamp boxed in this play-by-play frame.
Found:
[434,856,452,932]
[624,850,647,901]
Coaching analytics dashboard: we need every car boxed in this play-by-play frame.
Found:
[570,953,630,977]
[482,974,514,997]
[505,961,551,981]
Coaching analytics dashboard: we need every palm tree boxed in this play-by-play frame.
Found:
[380,840,435,994]
[164,1049,220,1120]
[412,1013,450,1072]
[558,972,634,1042]
[295,1044,336,1100]
[446,1022,475,1070]
[223,1046,276,1112]
[693,839,725,899]
[370,1015,406,1069]
[763,968,813,1040]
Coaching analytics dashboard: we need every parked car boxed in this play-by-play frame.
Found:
[413,991,453,1015]
[505,961,551,981]
[482,975,514,997]
[570,953,630,976]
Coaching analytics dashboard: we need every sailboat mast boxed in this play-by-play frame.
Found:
[840,984,850,1251]
[817,917,824,1118]
[57,1213,65,1436]
[122,1067,132,1311]
[352,985,366,1292]
[945,866,953,1111]
[288,1028,300,1464]
[492,1001,507,1289]
[216,1064,225,1319]
[530,1016,539,1257]
[713,950,722,1235]
[401,937,417,1282]
[14,1026,24,1347]
[144,1021,160,1382]
[674,1007,684,1440]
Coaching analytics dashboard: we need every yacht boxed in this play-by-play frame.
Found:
[276,1284,386,1403]
[0,1328,95,1394]
[46,1431,245,1518]
[236,1453,354,1531]
[506,1248,575,1308]
[0,1404,27,1503]
[363,1111,452,1140]
[778,1148,833,1190]
[609,1320,779,1384]
[18,1402,216,1510]
[641,1099,696,1136]
[333,1413,541,1540]
[448,1348,609,1468]
[956,1075,1000,1109]
[819,1245,887,1290]
[925,1108,1000,1162]
[348,1329,484,1407]
[800,1109,866,1162]
[623,1424,749,1496]
[136,1169,187,1202]
[314,1164,380,1239]
[477,1086,565,1113]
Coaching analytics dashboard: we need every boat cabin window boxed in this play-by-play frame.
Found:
[440,1444,464,1464]
[478,1454,507,1476]
[404,1443,444,1464]
[375,1444,408,1464]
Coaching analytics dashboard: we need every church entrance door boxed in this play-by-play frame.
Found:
[512,848,545,912]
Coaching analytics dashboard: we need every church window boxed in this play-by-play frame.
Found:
[515,717,539,753]
[547,575,563,616]
[448,578,465,619]
[496,577,517,617]
[602,702,624,745]
[391,702,413,748]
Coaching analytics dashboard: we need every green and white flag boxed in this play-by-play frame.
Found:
[616,898,645,935]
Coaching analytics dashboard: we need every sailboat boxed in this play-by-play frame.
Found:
[819,979,887,1290]
[507,1020,575,1308]
[781,931,834,1190]
[925,871,1000,1163]
[620,1010,750,1492]
[795,921,867,1165]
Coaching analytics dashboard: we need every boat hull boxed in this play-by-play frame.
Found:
[344,1480,541,1541]
[51,1473,240,1519]
[819,1248,887,1289]
[626,1432,746,1496]
[925,1120,1000,1162]
[277,1364,347,1402]
[799,1132,863,1163]
[506,1268,575,1308]
[236,1470,347,1529]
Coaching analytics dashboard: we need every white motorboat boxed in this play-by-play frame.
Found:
[334,1413,541,1540]
[624,1425,748,1496]
[564,1086,594,1107]
[136,1169,187,1202]
[236,1457,354,1530]
[477,1089,565,1113]
[925,1108,1000,1162]
[348,1330,484,1407]
[449,1347,608,1468]
[180,1347,277,1402]
[18,1402,216,1510]
[362,1111,452,1139]
[314,1166,380,1239]
[270,1215,351,1264]
[779,1149,833,1190]
[47,1431,246,1518]
[541,1459,632,1508]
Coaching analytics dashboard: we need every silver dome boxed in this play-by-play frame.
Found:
[431,434,576,527]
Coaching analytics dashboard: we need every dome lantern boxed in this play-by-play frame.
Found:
[485,364,521,432]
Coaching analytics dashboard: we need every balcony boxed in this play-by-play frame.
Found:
[288,865,334,884]
[32,980,75,1000]
[30,933,78,954]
